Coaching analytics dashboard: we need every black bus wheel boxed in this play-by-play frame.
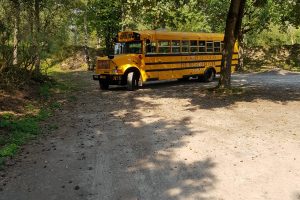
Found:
[126,71,139,91]
[99,79,109,90]
[203,68,215,82]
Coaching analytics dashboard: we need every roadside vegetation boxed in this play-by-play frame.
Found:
[0,78,77,167]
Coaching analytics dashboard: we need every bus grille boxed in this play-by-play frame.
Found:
[97,60,110,69]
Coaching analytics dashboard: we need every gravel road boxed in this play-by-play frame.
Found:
[0,70,299,200]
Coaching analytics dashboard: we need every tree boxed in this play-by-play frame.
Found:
[12,0,20,66]
[87,0,122,54]
[1,0,78,86]
[218,0,246,89]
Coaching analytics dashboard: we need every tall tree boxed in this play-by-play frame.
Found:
[12,0,20,66]
[218,0,246,89]
[207,0,273,70]
[33,0,41,75]
[87,0,122,54]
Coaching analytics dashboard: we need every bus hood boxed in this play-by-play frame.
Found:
[109,54,142,68]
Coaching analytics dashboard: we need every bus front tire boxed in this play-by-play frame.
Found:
[99,79,109,90]
[126,71,139,91]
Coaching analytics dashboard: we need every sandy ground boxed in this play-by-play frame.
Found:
[0,70,299,200]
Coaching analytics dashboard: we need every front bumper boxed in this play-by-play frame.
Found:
[93,75,100,80]
[92,74,125,85]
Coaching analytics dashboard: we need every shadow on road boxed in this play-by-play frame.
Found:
[1,70,299,199]
[84,87,217,199]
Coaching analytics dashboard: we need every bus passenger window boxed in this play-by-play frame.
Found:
[172,40,180,53]
[221,42,224,51]
[182,40,189,53]
[214,42,221,52]
[158,40,171,53]
[199,41,206,52]
[146,41,157,53]
[206,41,213,52]
[190,40,198,52]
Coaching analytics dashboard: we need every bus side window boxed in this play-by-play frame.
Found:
[206,41,213,52]
[182,40,189,53]
[199,41,206,52]
[146,41,157,53]
[221,42,224,51]
[172,40,180,53]
[214,41,221,52]
[158,40,171,53]
[190,40,198,52]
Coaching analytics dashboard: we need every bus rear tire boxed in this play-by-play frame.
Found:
[199,68,215,82]
[99,79,109,90]
[126,71,139,91]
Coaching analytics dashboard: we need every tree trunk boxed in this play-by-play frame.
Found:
[12,0,20,66]
[96,36,101,49]
[218,0,246,89]
[237,34,244,71]
[73,25,78,46]
[105,36,111,55]
[34,0,41,75]
[105,27,114,55]
[83,13,91,70]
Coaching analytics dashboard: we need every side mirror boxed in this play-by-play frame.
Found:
[108,55,114,59]
[113,35,118,43]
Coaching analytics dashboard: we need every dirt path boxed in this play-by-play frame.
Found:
[1,70,300,200]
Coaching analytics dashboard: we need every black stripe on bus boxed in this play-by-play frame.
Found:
[145,59,238,66]
[145,52,238,57]
[215,64,238,68]
[145,66,205,72]
[146,78,159,81]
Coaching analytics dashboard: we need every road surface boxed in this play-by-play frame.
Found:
[1,70,300,200]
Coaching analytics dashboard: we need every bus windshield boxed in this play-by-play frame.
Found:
[114,41,142,55]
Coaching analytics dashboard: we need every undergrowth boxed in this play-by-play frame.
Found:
[0,79,73,168]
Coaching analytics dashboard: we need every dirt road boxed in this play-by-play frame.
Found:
[1,70,300,200]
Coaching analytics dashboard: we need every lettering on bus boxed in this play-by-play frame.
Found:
[119,32,134,40]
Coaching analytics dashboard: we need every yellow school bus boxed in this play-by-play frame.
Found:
[93,30,238,90]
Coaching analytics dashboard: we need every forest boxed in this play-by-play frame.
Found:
[0,0,300,89]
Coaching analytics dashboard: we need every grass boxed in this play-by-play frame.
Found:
[0,109,50,167]
[0,77,75,168]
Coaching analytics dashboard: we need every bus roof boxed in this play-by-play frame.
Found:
[134,30,224,41]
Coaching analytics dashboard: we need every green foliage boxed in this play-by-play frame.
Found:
[0,80,69,166]
[167,0,211,32]
[0,144,18,157]
[0,0,81,88]
[39,83,51,99]
[0,112,41,158]
[247,24,300,47]
[87,0,122,53]
[0,107,54,165]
